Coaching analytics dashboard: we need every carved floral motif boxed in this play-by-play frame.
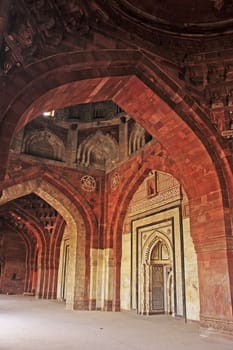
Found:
[111,172,120,191]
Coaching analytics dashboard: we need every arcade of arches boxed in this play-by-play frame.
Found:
[0,0,233,339]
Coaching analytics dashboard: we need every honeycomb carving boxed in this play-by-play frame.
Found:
[12,194,60,235]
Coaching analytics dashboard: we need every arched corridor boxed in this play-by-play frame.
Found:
[0,177,93,309]
[0,0,232,342]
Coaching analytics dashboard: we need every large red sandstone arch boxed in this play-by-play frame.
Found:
[0,51,231,217]
[0,49,232,330]
[0,168,98,238]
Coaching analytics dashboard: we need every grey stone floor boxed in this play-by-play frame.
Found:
[0,295,232,350]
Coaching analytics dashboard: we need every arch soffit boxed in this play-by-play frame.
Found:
[5,208,46,252]
[0,49,222,146]
[0,214,37,251]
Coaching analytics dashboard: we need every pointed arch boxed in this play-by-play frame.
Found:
[142,231,172,265]
[0,174,97,310]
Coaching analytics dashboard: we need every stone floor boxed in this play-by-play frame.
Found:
[0,295,232,350]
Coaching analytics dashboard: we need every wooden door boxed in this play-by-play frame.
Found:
[151,265,164,313]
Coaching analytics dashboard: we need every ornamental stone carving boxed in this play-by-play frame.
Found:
[129,123,146,155]
[81,175,96,192]
[77,130,119,171]
[0,0,89,75]
[181,53,233,133]
[111,172,120,191]
[23,129,66,162]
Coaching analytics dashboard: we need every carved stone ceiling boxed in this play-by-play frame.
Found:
[0,194,61,235]
[1,0,233,72]
[1,0,233,76]
[1,1,233,136]
[0,0,90,74]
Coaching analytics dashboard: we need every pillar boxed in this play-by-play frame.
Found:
[195,236,233,335]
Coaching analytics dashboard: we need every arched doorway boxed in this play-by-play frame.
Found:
[120,170,199,321]
[150,239,171,314]
[141,235,172,315]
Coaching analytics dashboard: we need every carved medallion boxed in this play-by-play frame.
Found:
[111,172,120,191]
[81,175,96,192]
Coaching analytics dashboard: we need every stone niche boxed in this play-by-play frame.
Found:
[77,130,119,171]
[121,171,199,321]
[23,129,66,162]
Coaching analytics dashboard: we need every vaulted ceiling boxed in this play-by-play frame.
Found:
[1,0,233,73]
[1,0,233,124]
[108,0,233,26]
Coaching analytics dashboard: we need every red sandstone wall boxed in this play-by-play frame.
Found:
[0,229,26,294]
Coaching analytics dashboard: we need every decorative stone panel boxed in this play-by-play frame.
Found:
[23,129,65,162]
[77,130,119,171]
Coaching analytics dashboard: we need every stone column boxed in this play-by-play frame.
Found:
[89,249,98,310]
[104,249,115,311]
[71,222,88,310]
[65,124,78,165]
[195,236,233,336]
[35,252,45,298]
[119,117,128,161]
[145,264,150,315]
[138,263,146,315]
[12,128,24,153]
